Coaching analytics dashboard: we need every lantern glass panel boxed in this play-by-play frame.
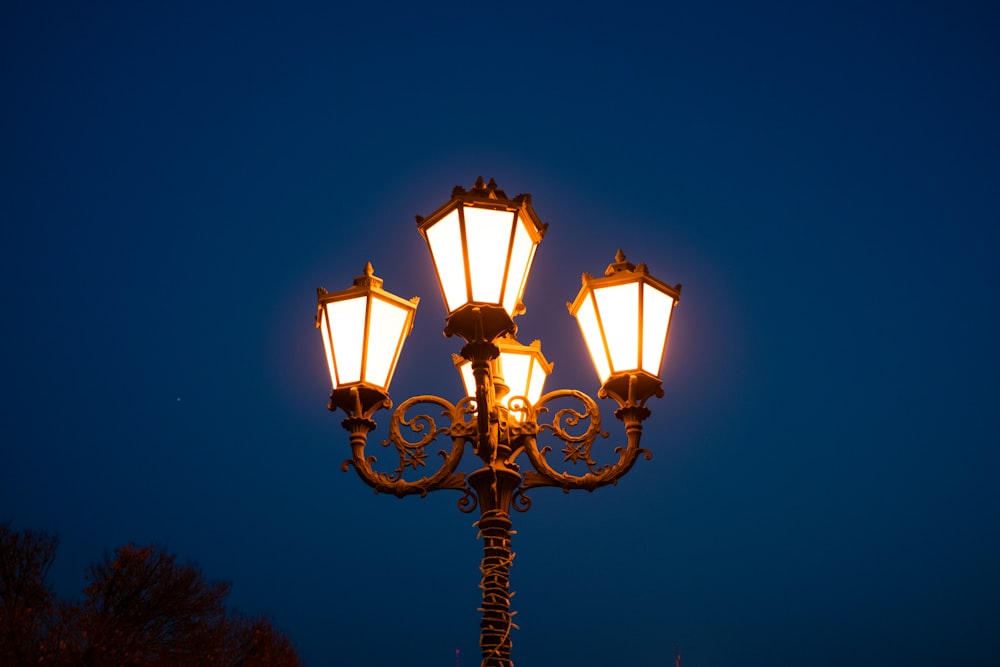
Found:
[457,360,476,399]
[425,209,465,312]
[464,207,516,305]
[641,285,675,376]
[502,217,536,315]
[501,353,531,403]
[594,282,640,373]
[526,359,547,404]
[575,291,612,383]
[319,309,336,389]
[366,295,411,387]
[325,296,367,385]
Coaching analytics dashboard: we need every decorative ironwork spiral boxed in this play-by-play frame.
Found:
[342,395,471,498]
[511,488,532,513]
[458,488,479,514]
[517,388,651,492]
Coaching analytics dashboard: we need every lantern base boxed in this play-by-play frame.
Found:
[444,304,517,344]
[598,371,664,409]
[328,384,392,420]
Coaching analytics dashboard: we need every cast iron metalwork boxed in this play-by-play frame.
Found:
[330,319,660,667]
[321,179,679,667]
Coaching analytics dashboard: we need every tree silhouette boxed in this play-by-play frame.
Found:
[78,543,231,666]
[0,525,303,666]
[223,614,303,667]
[0,523,59,665]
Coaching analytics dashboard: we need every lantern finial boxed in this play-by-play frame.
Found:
[606,250,637,276]
[353,262,383,288]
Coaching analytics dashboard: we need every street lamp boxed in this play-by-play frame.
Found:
[314,177,681,667]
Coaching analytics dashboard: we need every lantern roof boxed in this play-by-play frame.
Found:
[316,262,420,312]
[415,177,549,240]
[568,249,681,319]
[576,249,683,298]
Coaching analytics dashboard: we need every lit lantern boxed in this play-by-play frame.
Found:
[568,250,680,403]
[416,177,547,342]
[453,336,553,421]
[316,262,419,414]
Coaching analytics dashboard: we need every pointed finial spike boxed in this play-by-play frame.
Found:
[353,262,382,288]
[474,176,486,189]
[487,177,497,190]
[605,251,635,276]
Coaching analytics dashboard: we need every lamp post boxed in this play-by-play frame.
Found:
[314,177,681,667]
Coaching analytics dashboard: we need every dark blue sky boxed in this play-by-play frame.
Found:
[2,1,998,665]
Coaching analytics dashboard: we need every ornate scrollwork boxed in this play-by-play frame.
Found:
[342,395,471,498]
[516,389,651,493]
[457,488,479,514]
[511,488,532,513]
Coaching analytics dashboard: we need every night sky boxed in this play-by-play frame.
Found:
[2,2,999,666]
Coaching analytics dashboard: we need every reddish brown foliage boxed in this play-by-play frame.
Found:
[0,524,58,665]
[0,525,303,666]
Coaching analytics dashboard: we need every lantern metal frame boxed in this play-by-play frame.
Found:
[568,249,682,409]
[315,180,681,667]
[415,176,548,344]
[316,262,419,418]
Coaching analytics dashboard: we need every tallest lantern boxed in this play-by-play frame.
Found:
[416,177,548,343]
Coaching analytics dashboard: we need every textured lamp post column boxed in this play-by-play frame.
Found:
[313,178,681,667]
[469,464,520,666]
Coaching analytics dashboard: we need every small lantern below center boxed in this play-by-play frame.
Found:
[454,335,553,422]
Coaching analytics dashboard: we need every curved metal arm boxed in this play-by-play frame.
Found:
[515,388,651,493]
[341,395,473,499]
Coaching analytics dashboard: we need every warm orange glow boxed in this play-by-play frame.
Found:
[503,218,536,315]
[641,286,675,375]
[594,282,640,372]
[325,296,367,385]
[319,308,336,388]
[425,209,465,312]
[456,358,476,399]
[574,292,611,383]
[464,207,516,305]
[366,295,412,387]
[426,204,537,316]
